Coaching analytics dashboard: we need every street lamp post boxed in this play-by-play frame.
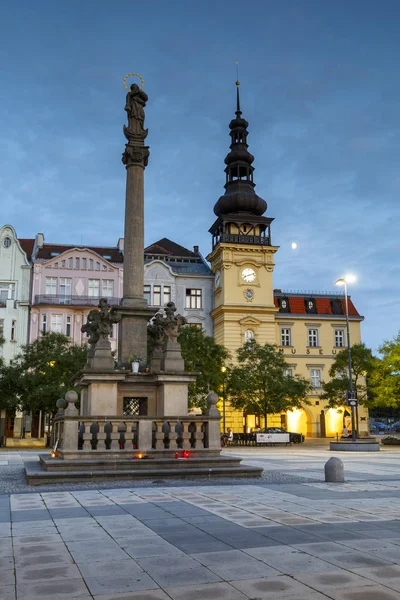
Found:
[335,276,356,442]
[221,366,227,434]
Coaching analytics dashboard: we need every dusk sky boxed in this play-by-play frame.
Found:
[1,0,399,352]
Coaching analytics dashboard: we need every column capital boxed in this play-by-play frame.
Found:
[122,144,150,168]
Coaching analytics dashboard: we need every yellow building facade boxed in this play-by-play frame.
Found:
[207,84,367,438]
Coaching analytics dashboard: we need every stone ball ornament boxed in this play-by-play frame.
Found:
[207,391,219,409]
[56,398,67,410]
[65,390,78,405]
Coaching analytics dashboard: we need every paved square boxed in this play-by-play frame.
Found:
[2,444,400,598]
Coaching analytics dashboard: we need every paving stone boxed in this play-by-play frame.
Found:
[230,574,325,598]
[11,509,51,522]
[1,569,15,586]
[93,591,170,600]
[165,581,248,600]
[351,564,400,590]
[16,562,83,584]
[328,585,400,600]
[0,556,14,571]
[293,569,378,593]
[66,540,130,564]
[16,578,90,600]
[1,586,16,600]
[83,572,159,595]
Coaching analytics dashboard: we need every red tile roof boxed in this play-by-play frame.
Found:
[274,293,361,317]
[18,238,35,261]
[144,238,198,258]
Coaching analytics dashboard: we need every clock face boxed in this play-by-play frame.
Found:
[215,270,221,288]
[241,267,256,283]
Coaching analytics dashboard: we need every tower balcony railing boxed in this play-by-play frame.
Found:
[218,234,271,246]
[34,295,121,307]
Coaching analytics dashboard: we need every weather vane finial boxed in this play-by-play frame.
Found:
[235,61,240,87]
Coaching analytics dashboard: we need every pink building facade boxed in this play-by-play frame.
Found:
[30,246,123,352]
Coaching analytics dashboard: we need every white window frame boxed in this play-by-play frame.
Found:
[66,315,72,337]
[334,328,345,348]
[308,328,319,347]
[144,285,151,304]
[51,314,63,333]
[42,314,47,335]
[186,288,202,309]
[102,280,114,298]
[45,277,57,295]
[281,328,291,347]
[59,278,72,303]
[284,368,294,377]
[10,320,16,341]
[88,279,100,298]
[310,368,322,388]
[163,286,171,305]
[153,285,162,306]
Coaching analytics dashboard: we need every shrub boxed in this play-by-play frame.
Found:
[381,436,400,445]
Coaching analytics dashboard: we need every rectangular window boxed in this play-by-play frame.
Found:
[96,262,100,271]
[66,315,72,337]
[82,258,87,269]
[89,259,94,270]
[281,328,291,346]
[102,280,114,297]
[61,260,66,268]
[334,329,345,347]
[308,329,319,347]
[59,278,72,303]
[42,314,47,335]
[185,288,202,309]
[51,314,62,333]
[75,258,80,269]
[310,369,321,388]
[45,277,57,295]
[0,283,15,302]
[163,286,171,305]
[284,368,293,377]
[88,279,100,297]
[144,285,151,304]
[188,323,202,329]
[11,320,16,341]
[153,285,161,306]
[68,257,73,269]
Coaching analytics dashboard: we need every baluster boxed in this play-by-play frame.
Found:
[194,422,204,449]
[154,421,165,449]
[98,421,107,450]
[181,422,191,450]
[110,421,120,451]
[83,420,93,451]
[169,421,178,450]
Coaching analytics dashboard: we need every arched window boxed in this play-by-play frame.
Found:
[244,330,255,343]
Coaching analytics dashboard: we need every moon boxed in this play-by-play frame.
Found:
[291,242,298,250]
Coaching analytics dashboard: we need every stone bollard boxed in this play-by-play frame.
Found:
[325,457,344,483]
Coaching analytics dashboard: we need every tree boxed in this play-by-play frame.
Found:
[368,333,400,408]
[0,332,87,416]
[321,343,374,408]
[178,326,230,412]
[227,341,311,426]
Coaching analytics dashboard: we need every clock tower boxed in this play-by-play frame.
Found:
[207,82,279,353]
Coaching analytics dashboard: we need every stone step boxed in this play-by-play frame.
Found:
[40,455,246,472]
[25,461,263,485]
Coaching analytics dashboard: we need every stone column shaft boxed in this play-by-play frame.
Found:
[123,164,144,303]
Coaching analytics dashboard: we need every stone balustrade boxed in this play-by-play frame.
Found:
[52,414,221,453]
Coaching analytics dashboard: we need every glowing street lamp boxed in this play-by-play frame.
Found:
[335,275,357,441]
[221,366,227,434]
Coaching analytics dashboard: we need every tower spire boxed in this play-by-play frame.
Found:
[212,77,267,217]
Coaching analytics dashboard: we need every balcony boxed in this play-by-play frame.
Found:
[34,295,121,307]
[219,234,271,246]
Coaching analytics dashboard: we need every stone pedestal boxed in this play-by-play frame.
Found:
[118,304,154,365]
[91,337,115,371]
[80,372,126,416]
[163,340,185,372]
[155,374,196,416]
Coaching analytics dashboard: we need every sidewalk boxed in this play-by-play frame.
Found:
[1,438,46,449]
